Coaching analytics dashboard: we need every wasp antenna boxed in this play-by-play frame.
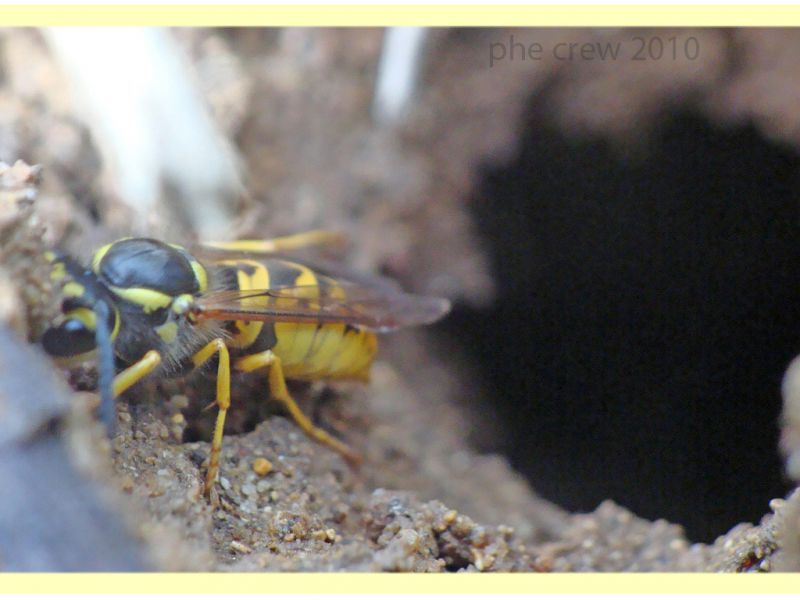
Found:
[93,300,117,436]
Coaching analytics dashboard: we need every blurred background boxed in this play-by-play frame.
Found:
[2,27,799,546]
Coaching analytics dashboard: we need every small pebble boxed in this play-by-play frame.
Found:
[252,457,273,477]
[498,524,515,537]
[669,539,688,551]
[230,540,253,554]
[311,529,327,541]
[170,395,190,410]
[769,498,785,512]
[471,549,485,571]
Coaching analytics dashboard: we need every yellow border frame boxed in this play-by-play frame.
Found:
[0,5,797,27]
[1,3,798,593]
[1,572,799,593]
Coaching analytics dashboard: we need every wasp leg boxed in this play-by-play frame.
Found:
[203,230,347,254]
[191,338,231,497]
[236,350,363,467]
[112,350,162,397]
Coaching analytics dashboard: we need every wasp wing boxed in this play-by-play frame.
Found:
[193,282,450,333]
[196,230,349,262]
[195,233,404,294]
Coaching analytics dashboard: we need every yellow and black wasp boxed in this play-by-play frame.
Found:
[40,231,450,495]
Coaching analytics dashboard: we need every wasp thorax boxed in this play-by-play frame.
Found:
[93,238,206,297]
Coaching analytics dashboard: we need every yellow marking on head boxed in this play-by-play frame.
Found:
[53,349,98,368]
[66,307,97,330]
[155,321,179,344]
[44,251,56,262]
[65,303,120,340]
[109,285,173,313]
[62,282,85,298]
[110,304,121,341]
[49,261,67,281]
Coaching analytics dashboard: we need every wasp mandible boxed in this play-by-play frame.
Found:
[40,231,450,496]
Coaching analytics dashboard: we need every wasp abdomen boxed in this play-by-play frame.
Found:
[212,258,377,381]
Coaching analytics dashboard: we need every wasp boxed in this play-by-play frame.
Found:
[40,231,450,496]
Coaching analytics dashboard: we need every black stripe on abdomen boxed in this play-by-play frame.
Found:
[264,259,304,287]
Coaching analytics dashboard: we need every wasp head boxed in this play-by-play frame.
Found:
[40,251,119,363]
[40,249,120,433]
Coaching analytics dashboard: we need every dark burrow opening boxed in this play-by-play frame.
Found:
[440,111,800,543]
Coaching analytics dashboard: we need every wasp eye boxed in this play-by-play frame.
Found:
[41,318,97,358]
[64,319,87,333]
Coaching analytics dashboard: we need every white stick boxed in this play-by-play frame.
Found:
[372,27,428,126]
[43,27,242,238]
